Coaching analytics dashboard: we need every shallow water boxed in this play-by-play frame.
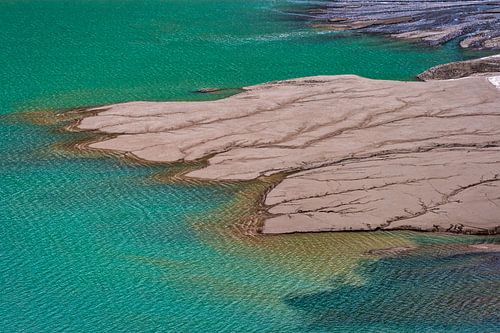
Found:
[0,1,498,332]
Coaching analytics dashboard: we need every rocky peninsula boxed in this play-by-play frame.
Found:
[296,0,500,50]
[72,61,500,235]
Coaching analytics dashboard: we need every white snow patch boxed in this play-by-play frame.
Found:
[487,76,500,89]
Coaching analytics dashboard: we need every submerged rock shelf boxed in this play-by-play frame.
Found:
[296,0,500,50]
[72,65,500,235]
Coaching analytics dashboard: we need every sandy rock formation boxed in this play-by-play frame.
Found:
[76,73,500,234]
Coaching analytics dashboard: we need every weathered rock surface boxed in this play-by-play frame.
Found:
[418,54,500,81]
[76,74,500,234]
[295,1,500,50]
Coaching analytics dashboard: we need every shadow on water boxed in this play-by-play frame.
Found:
[284,246,500,332]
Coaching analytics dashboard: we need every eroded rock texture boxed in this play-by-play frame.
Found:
[296,1,500,50]
[418,54,500,81]
[76,74,500,234]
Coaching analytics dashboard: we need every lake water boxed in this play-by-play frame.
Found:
[0,1,498,332]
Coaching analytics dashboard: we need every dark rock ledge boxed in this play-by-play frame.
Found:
[418,54,500,80]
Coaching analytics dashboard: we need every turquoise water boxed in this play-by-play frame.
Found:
[0,0,498,332]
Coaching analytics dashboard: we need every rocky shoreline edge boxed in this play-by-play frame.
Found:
[62,56,500,235]
[292,0,500,50]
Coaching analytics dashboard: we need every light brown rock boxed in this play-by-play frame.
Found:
[76,74,500,234]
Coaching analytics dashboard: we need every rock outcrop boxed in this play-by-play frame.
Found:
[74,73,500,235]
[417,54,500,81]
[294,1,500,50]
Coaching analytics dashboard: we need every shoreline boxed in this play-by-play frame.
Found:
[292,1,500,50]
[54,59,500,236]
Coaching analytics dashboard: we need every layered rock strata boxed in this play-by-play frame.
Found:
[418,54,500,81]
[296,1,500,50]
[75,73,500,234]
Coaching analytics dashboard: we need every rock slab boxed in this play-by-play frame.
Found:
[418,54,500,81]
[76,73,500,234]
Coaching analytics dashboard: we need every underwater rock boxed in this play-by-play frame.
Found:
[195,88,224,93]
[365,246,416,256]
